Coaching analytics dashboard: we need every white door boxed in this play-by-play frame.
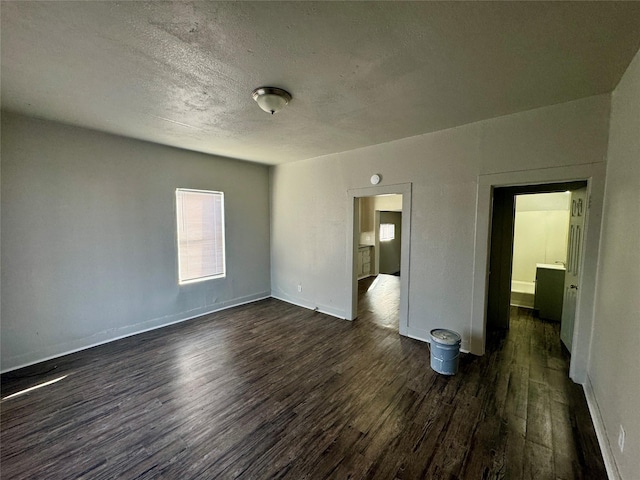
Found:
[560,187,587,352]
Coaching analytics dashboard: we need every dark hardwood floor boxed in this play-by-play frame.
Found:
[1,275,606,479]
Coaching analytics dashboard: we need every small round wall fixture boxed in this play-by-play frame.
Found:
[252,87,292,115]
[370,174,381,185]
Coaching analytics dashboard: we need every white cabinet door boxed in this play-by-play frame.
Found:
[357,246,372,278]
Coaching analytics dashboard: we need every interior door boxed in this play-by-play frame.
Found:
[487,188,516,330]
[560,187,587,352]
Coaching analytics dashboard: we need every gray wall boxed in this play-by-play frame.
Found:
[1,112,271,372]
[270,94,611,351]
[590,48,640,479]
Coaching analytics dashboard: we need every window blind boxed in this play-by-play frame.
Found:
[176,189,225,284]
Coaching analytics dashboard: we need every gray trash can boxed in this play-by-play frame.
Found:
[429,329,461,375]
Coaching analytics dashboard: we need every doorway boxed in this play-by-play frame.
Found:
[486,181,587,355]
[355,199,403,330]
[472,164,605,383]
[347,183,412,336]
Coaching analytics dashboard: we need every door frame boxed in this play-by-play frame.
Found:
[487,181,587,332]
[471,164,605,383]
[346,183,412,336]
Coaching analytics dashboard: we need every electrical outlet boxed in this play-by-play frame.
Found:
[297,284,302,293]
[618,425,625,453]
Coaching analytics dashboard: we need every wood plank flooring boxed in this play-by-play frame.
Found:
[1,276,606,479]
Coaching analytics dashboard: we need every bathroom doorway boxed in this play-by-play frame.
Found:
[486,181,587,353]
[510,191,571,315]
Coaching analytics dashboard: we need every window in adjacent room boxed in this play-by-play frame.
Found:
[380,223,395,242]
[176,188,226,284]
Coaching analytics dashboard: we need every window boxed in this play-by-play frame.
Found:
[176,189,225,284]
[380,223,395,242]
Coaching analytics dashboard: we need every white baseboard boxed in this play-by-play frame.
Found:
[271,294,472,354]
[1,293,271,374]
[583,376,620,480]
[270,290,347,320]
[4,293,474,374]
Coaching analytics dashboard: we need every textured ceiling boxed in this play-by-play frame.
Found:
[2,1,640,165]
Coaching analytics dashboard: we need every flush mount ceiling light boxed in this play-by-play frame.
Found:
[252,87,292,115]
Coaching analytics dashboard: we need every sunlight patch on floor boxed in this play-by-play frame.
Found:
[2,375,69,401]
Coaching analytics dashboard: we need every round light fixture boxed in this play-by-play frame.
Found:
[370,174,381,185]
[252,87,292,115]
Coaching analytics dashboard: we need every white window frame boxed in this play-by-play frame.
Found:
[176,188,226,284]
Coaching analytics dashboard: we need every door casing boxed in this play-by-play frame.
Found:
[346,183,412,336]
[472,164,606,383]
